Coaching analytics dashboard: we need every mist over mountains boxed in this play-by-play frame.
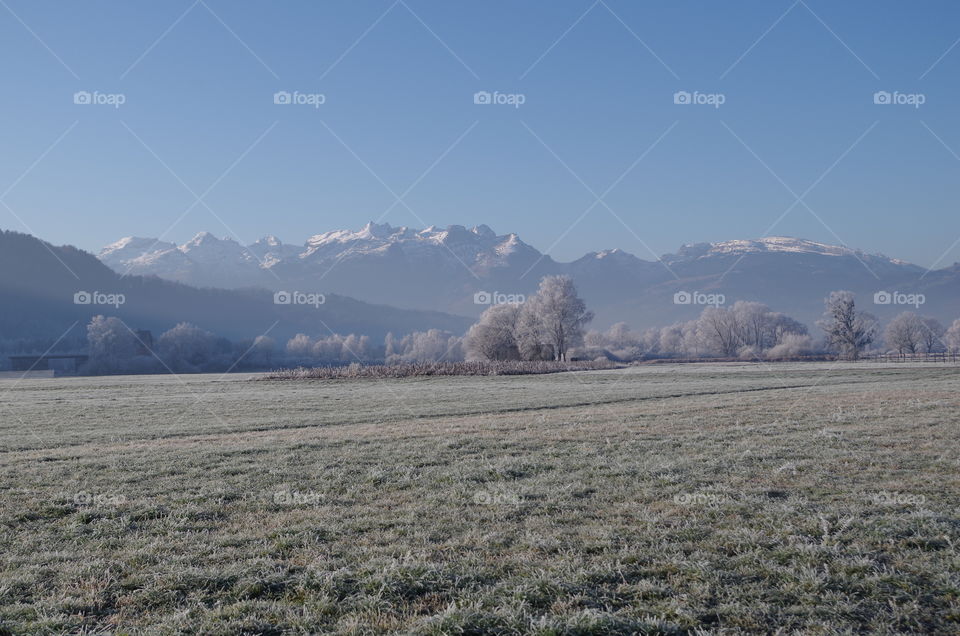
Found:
[99,222,960,329]
[0,229,470,348]
[2,221,957,355]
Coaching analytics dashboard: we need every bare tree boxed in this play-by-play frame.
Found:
[918,316,946,354]
[697,306,741,357]
[818,291,877,360]
[520,275,593,361]
[666,306,806,359]
[732,301,771,350]
[946,319,960,354]
[728,302,807,353]
[884,312,923,355]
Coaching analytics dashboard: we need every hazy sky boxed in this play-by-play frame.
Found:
[2,1,959,268]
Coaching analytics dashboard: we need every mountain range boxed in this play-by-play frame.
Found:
[99,223,960,329]
[0,229,470,350]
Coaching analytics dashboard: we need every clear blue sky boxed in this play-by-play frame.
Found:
[2,0,959,268]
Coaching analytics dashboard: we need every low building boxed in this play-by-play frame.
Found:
[8,354,89,373]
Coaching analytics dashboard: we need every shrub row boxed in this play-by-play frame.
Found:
[260,359,620,380]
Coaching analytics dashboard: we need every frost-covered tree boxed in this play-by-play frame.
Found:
[158,322,218,371]
[946,319,960,354]
[284,333,374,363]
[286,333,313,358]
[732,301,772,350]
[770,313,809,345]
[765,333,814,359]
[697,306,741,357]
[514,302,553,360]
[604,322,633,349]
[520,275,593,361]
[694,302,809,358]
[918,316,946,354]
[339,334,371,361]
[682,321,704,357]
[411,330,461,361]
[312,334,343,360]
[384,332,397,359]
[884,312,923,355]
[388,329,463,363]
[575,322,652,361]
[86,315,140,373]
[818,291,877,360]
[250,335,276,366]
[583,330,607,349]
[358,335,372,360]
[730,302,808,352]
[658,323,684,355]
[465,303,522,361]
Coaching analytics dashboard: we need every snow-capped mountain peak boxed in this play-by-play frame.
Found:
[94,225,943,329]
[471,224,496,239]
[99,236,176,262]
[707,236,855,257]
[253,235,283,248]
[100,223,545,287]
[662,236,908,264]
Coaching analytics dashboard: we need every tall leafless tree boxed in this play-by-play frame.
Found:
[697,306,741,357]
[946,319,960,354]
[918,316,946,354]
[818,291,877,360]
[884,312,923,355]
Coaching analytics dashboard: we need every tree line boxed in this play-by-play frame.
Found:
[468,286,960,362]
[53,279,960,374]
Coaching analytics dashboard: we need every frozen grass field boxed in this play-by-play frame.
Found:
[1,363,959,633]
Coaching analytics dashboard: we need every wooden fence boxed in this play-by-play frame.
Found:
[861,352,960,363]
